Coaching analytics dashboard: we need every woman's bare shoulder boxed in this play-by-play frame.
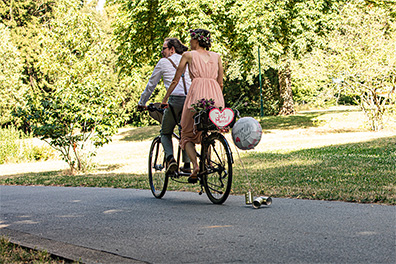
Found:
[183,51,194,57]
[209,51,220,56]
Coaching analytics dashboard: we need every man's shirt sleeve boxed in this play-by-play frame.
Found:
[138,60,164,106]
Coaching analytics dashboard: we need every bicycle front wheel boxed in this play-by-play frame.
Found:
[148,136,168,198]
[202,133,233,204]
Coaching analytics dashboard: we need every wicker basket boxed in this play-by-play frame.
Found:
[194,110,216,131]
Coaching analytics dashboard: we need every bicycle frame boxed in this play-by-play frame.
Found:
[146,102,234,203]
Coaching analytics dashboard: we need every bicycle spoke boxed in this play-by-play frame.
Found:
[212,146,225,167]
[207,183,224,195]
[203,133,233,204]
[149,137,168,198]
[207,179,225,189]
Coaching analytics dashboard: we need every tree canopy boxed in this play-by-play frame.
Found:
[113,0,343,115]
[0,24,26,126]
[0,0,394,139]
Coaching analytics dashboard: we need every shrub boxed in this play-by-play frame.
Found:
[0,126,55,164]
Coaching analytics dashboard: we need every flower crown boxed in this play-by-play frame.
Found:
[190,29,211,45]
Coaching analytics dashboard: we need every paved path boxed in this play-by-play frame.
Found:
[0,185,395,263]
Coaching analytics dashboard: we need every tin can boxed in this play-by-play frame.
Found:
[245,191,253,204]
[252,196,272,209]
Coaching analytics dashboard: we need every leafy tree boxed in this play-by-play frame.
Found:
[113,0,168,73]
[292,1,396,130]
[326,1,396,130]
[112,0,267,122]
[251,0,340,115]
[0,0,55,93]
[112,0,341,119]
[112,0,202,124]
[17,0,122,173]
[0,0,55,129]
[0,24,26,126]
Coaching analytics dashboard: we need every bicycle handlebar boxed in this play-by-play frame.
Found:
[137,103,165,114]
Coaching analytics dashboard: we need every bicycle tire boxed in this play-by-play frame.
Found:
[201,133,233,204]
[148,136,168,198]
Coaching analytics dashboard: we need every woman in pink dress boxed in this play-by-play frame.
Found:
[162,29,225,182]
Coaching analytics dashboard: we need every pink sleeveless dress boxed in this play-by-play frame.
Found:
[180,50,225,149]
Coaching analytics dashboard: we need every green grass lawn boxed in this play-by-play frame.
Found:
[1,108,395,205]
[232,136,396,204]
[0,236,77,263]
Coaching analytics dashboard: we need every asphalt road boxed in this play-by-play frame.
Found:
[0,185,395,263]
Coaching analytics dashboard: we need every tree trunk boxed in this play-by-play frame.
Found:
[278,63,295,115]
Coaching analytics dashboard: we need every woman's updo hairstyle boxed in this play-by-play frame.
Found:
[190,29,212,50]
[165,38,188,55]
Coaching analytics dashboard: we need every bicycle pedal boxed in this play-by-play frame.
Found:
[188,176,198,184]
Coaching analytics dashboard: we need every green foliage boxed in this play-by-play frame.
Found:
[291,48,344,107]
[0,126,54,164]
[118,66,167,127]
[114,0,338,77]
[291,1,396,130]
[113,0,168,72]
[0,126,26,164]
[1,0,394,132]
[0,0,55,27]
[112,0,342,119]
[0,24,27,127]
[333,2,396,130]
[0,0,56,130]
[17,0,123,172]
[224,69,280,116]
[0,0,55,92]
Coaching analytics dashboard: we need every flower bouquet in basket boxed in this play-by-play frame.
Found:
[192,98,237,131]
[192,98,218,131]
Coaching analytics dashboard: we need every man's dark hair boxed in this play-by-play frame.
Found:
[166,38,188,54]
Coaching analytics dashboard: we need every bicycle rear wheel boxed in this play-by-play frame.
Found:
[148,136,168,198]
[202,133,233,204]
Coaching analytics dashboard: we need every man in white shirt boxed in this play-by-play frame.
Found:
[138,38,191,175]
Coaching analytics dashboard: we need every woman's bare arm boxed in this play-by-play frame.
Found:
[217,54,224,91]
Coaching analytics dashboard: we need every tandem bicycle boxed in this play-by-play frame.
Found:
[140,103,234,204]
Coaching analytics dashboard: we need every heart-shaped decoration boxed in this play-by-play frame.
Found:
[209,108,235,129]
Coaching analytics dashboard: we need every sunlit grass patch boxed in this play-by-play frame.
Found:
[232,136,396,204]
[0,171,149,190]
[0,236,76,263]
[117,125,160,142]
[257,112,325,130]
[1,109,395,205]
[1,136,395,204]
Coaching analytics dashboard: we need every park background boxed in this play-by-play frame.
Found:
[1,0,395,204]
